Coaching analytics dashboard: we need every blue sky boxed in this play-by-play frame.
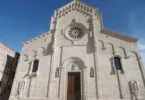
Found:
[0,0,145,65]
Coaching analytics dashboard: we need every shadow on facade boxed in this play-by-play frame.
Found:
[0,53,20,100]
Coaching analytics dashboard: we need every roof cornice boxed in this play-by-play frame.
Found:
[54,0,98,19]
[101,29,138,42]
[0,42,16,53]
[22,32,50,46]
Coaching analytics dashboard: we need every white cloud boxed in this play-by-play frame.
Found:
[128,9,145,67]
[138,44,145,50]
[140,51,145,67]
[138,43,145,67]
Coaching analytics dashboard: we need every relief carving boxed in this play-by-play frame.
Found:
[17,81,25,99]
[24,55,29,61]
[71,62,78,70]
[129,80,140,100]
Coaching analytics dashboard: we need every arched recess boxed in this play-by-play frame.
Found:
[30,50,37,60]
[98,40,106,50]
[38,47,45,56]
[107,43,115,55]
[59,57,88,100]
[129,51,138,59]
[117,47,126,59]
[23,54,29,61]
[62,57,86,69]
[129,51,145,88]
[110,55,125,74]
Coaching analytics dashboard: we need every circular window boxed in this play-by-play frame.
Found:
[64,23,86,41]
[69,27,83,39]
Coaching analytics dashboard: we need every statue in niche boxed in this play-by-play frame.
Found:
[17,81,25,99]
[55,68,59,78]
[132,82,139,92]
[130,80,140,100]
[72,18,76,23]
[90,67,94,77]
[71,62,77,70]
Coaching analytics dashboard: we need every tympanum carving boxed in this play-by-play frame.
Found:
[71,63,78,70]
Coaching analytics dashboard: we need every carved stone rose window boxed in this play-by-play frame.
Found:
[64,23,86,41]
[69,27,83,39]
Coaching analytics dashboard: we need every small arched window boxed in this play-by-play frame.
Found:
[114,57,122,70]
[32,60,39,72]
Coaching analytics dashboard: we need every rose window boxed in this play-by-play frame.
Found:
[69,27,83,39]
[64,23,86,41]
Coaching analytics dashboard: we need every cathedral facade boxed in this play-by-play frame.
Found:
[9,0,145,100]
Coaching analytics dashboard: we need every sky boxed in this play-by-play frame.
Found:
[0,0,145,66]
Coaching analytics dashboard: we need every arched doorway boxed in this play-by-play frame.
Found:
[60,57,87,100]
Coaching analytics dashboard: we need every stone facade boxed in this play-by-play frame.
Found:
[9,0,145,100]
[0,42,20,100]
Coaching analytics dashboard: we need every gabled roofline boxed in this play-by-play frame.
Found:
[0,42,16,53]
[101,29,138,42]
[22,31,50,46]
[54,0,99,19]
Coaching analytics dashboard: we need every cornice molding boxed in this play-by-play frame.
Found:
[54,1,98,19]
[22,32,50,46]
[0,42,16,53]
[101,29,138,42]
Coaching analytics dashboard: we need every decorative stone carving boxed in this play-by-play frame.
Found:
[64,23,86,41]
[129,80,140,100]
[31,50,37,58]
[71,62,78,70]
[24,55,29,61]
[39,47,45,55]
[17,81,25,99]
[55,1,93,19]
[55,68,59,78]
[90,67,94,77]
[50,16,56,32]
[72,18,76,23]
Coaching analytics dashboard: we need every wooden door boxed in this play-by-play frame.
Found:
[67,72,81,100]
[67,75,75,100]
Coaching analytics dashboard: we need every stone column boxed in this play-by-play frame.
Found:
[58,67,65,99]
[27,60,34,97]
[47,52,54,98]
[82,68,89,100]
[27,77,35,97]
[92,9,101,99]
[117,70,127,99]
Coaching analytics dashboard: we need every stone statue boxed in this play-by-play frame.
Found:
[71,62,78,70]
[55,68,59,78]
[130,80,140,100]
[90,67,94,77]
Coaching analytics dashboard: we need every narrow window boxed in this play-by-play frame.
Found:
[114,57,122,70]
[32,60,39,72]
